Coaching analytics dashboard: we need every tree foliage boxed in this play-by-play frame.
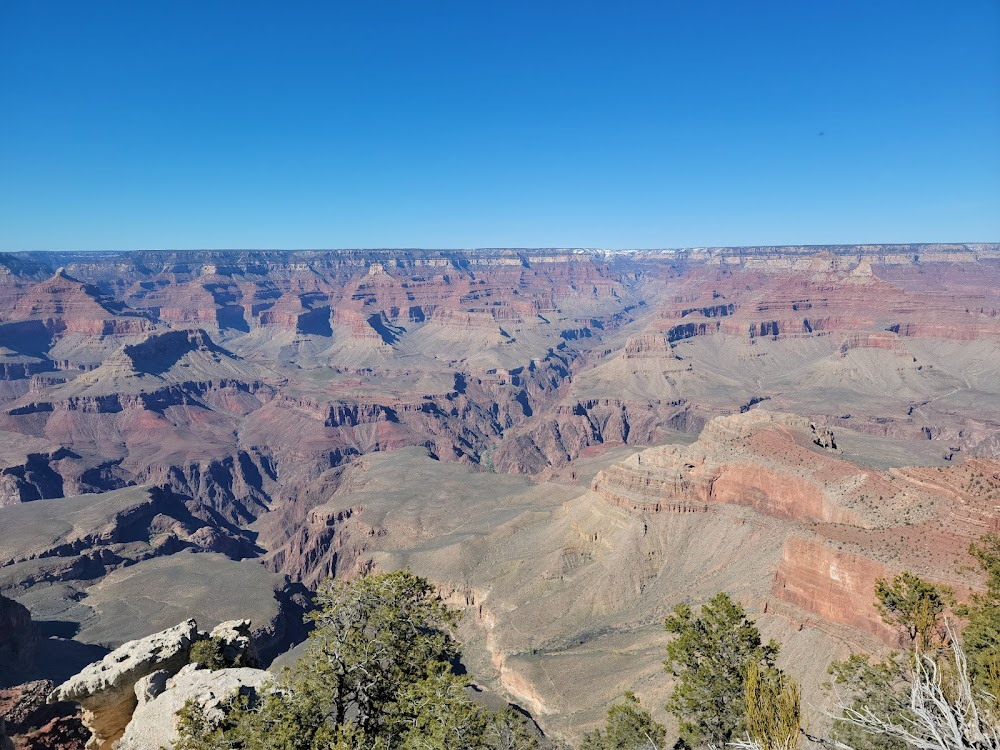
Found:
[874,571,952,649]
[174,570,537,750]
[581,693,666,750]
[828,544,1000,750]
[827,652,911,750]
[964,534,1000,705]
[743,662,800,750]
[829,569,947,750]
[300,569,460,734]
[834,624,1000,750]
[970,534,1000,599]
[175,687,336,750]
[189,636,233,671]
[663,593,779,749]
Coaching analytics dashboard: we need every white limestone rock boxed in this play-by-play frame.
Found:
[48,619,200,749]
[116,664,272,750]
[133,670,170,707]
[208,619,260,668]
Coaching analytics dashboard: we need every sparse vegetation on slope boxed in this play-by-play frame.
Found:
[963,534,1000,706]
[166,543,1000,750]
[825,538,1000,750]
[22,534,1000,749]
[654,538,1000,749]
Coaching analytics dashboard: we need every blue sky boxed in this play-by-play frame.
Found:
[1,1,998,250]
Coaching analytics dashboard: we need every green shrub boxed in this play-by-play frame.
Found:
[189,637,228,671]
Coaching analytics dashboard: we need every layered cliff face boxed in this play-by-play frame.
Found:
[9,269,152,338]
[1,246,997,490]
[555,249,1000,461]
[592,411,998,647]
[592,412,868,524]
[770,536,898,643]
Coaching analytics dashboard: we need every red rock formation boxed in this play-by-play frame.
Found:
[0,681,87,750]
[771,536,899,644]
[592,412,863,524]
[590,411,1000,643]
[257,293,331,334]
[7,269,150,337]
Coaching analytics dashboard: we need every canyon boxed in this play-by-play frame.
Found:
[1,244,999,744]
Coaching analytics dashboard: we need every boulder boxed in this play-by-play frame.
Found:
[810,422,838,450]
[116,664,272,750]
[132,671,170,708]
[48,620,200,750]
[207,620,261,668]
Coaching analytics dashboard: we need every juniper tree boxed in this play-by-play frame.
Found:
[663,593,779,749]
[581,693,666,750]
[174,569,537,750]
[874,571,952,649]
[300,568,461,734]
[963,534,1000,704]
[827,652,911,750]
[833,623,1000,750]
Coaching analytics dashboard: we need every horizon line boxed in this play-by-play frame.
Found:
[4,241,999,255]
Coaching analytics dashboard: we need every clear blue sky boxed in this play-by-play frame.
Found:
[1,1,998,251]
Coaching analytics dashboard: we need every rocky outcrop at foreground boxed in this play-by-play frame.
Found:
[116,664,271,750]
[48,620,199,749]
[48,619,262,750]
